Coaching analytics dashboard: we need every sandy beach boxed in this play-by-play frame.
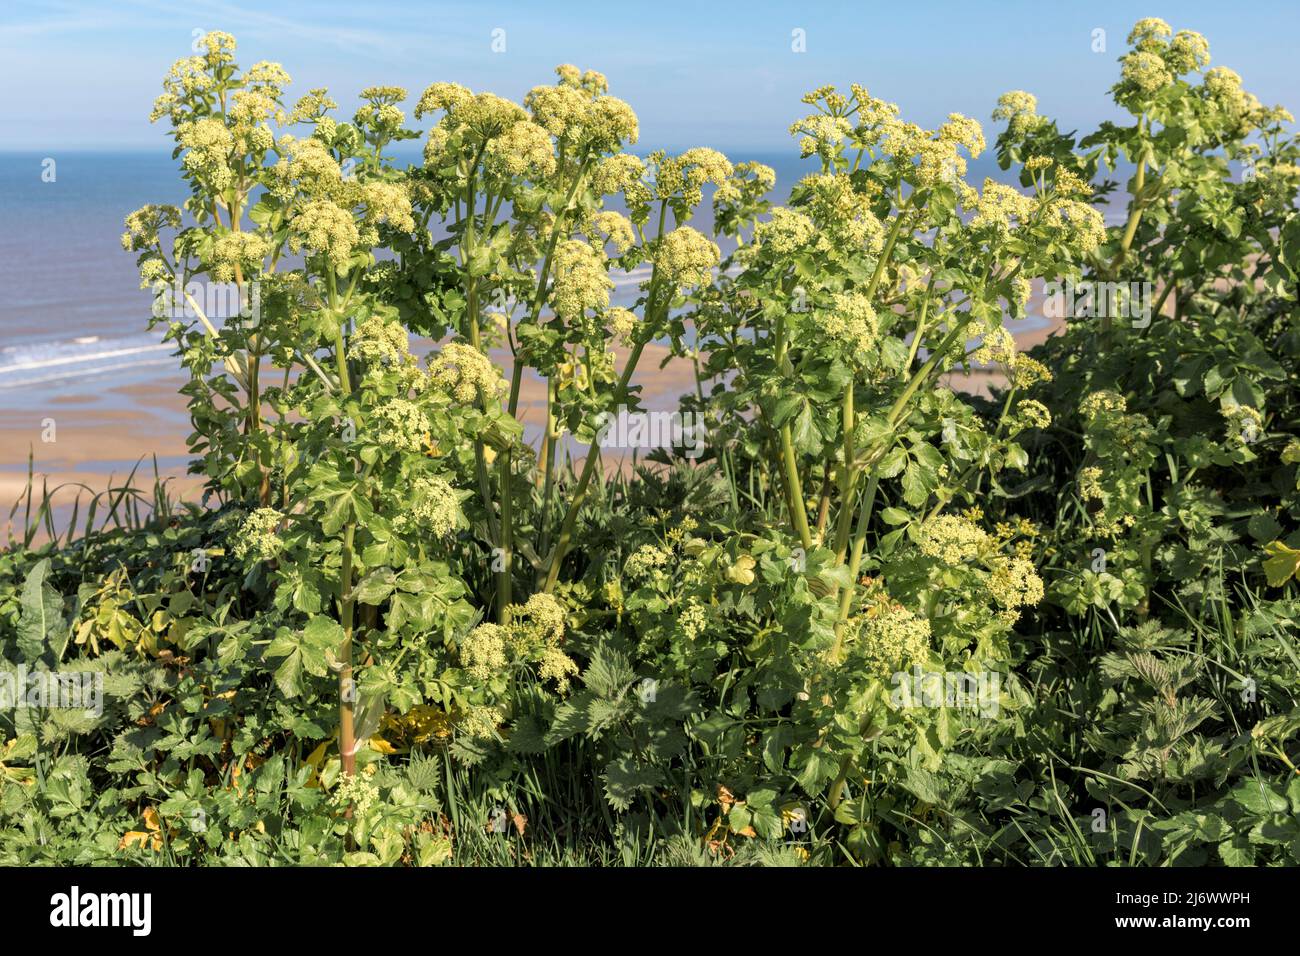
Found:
[1,308,1066,543]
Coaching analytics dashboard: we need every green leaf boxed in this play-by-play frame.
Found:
[17,558,66,664]
[602,758,662,811]
[1231,780,1289,815]
[1218,837,1255,866]
[1261,540,1300,587]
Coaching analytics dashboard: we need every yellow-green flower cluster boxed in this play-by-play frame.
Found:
[537,647,580,693]
[988,556,1044,609]
[1010,355,1053,389]
[556,63,608,94]
[992,91,1044,139]
[208,231,271,283]
[593,154,651,215]
[1166,31,1211,74]
[231,508,284,562]
[288,199,360,274]
[605,307,638,344]
[820,292,879,355]
[655,227,719,292]
[857,606,931,675]
[972,325,1016,367]
[151,57,216,123]
[360,181,415,234]
[586,211,635,254]
[246,60,291,90]
[679,600,707,640]
[519,593,566,640]
[271,135,343,198]
[460,622,508,680]
[551,239,613,317]
[459,705,504,740]
[939,113,986,158]
[754,207,816,256]
[486,120,556,181]
[427,342,505,403]
[121,204,182,252]
[371,398,431,453]
[348,315,410,367]
[406,475,462,536]
[1223,404,1264,447]
[177,118,235,190]
[1121,51,1174,96]
[918,513,990,564]
[523,67,639,152]
[331,772,379,817]
[651,148,733,209]
[970,180,1035,236]
[801,174,885,253]
[1014,399,1052,431]
[1043,197,1106,256]
[1118,20,1213,102]
[789,113,852,160]
[355,86,408,132]
[1079,466,1105,501]
[1079,389,1128,420]
[624,544,670,580]
[291,88,339,124]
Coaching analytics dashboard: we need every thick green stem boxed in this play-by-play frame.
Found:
[542,336,649,592]
[329,275,357,777]
[772,311,814,552]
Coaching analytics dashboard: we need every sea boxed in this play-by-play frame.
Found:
[0,148,1130,413]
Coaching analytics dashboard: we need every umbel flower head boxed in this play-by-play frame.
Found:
[987,556,1045,609]
[551,239,613,318]
[231,507,285,562]
[348,314,411,368]
[121,205,182,252]
[523,64,639,152]
[427,342,506,403]
[820,292,879,357]
[918,513,990,564]
[288,199,361,274]
[654,227,720,292]
[403,475,463,536]
[854,605,932,675]
[992,91,1045,139]
[370,397,431,453]
[754,207,817,256]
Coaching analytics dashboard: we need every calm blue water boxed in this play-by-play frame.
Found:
[0,148,1098,401]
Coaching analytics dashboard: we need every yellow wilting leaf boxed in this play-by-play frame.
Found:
[118,807,164,852]
[117,831,159,851]
[1262,540,1300,587]
[303,740,330,789]
[368,735,399,754]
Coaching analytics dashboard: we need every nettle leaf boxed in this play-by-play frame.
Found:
[601,757,662,811]
[17,558,67,664]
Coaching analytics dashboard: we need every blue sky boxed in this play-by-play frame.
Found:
[2,0,1298,154]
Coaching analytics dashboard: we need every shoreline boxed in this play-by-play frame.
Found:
[1,312,1066,540]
